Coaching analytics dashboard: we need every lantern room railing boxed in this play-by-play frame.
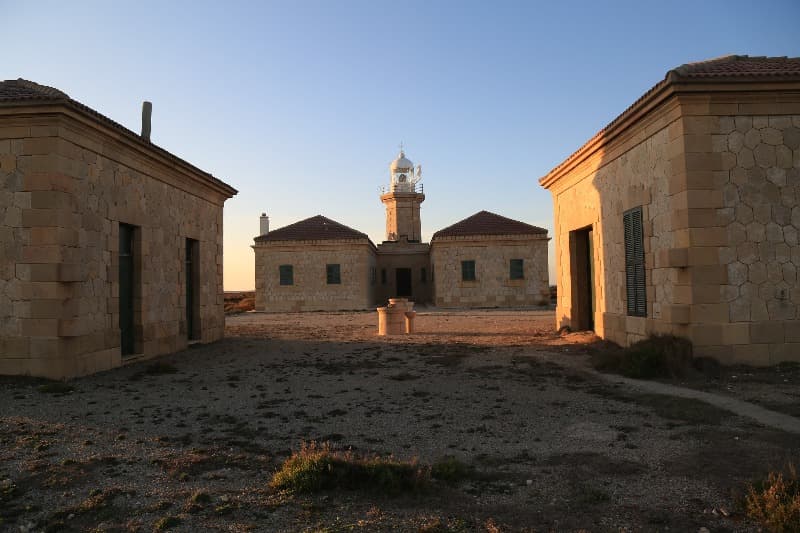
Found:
[380,183,423,195]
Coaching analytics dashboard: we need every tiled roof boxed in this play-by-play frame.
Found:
[0,79,70,100]
[432,211,547,239]
[669,55,800,79]
[540,55,800,188]
[255,215,372,242]
[0,79,236,197]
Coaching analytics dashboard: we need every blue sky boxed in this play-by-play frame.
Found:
[3,0,799,290]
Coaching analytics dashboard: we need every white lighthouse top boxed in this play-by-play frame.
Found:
[389,149,414,171]
[387,147,422,193]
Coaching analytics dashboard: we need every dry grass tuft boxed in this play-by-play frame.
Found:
[745,462,800,532]
[270,441,429,495]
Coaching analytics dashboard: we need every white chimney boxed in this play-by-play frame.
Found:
[260,213,269,236]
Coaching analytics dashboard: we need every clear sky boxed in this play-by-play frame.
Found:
[3,0,799,290]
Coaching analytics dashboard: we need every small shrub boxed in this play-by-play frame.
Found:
[745,463,800,532]
[431,456,472,484]
[591,334,693,379]
[270,441,428,495]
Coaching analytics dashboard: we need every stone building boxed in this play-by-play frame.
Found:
[0,79,237,378]
[253,215,377,312]
[253,150,549,311]
[539,55,800,365]
[431,211,550,308]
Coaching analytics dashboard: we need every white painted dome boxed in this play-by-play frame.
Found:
[389,150,414,171]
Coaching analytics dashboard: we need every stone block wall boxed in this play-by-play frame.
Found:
[430,235,549,308]
[253,239,376,312]
[0,110,230,378]
[548,98,683,345]
[689,111,800,364]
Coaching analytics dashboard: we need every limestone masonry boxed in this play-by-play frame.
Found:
[540,55,800,366]
[253,150,550,311]
[0,79,237,378]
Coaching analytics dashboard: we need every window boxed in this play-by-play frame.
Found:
[279,264,293,285]
[381,268,387,284]
[509,259,524,280]
[370,267,377,285]
[326,264,341,284]
[624,206,646,317]
[420,267,427,283]
[461,260,476,281]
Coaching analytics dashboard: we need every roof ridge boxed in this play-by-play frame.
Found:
[256,214,372,243]
[432,210,547,239]
[670,54,741,76]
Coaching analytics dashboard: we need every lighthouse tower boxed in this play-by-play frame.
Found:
[381,148,425,242]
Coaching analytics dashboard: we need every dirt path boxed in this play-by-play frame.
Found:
[529,349,800,434]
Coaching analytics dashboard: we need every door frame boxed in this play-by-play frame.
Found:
[186,238,201,341]
[119,223,142,355]
[569,226,595,331]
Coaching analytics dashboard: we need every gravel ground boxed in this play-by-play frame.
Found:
[1,309,797,532]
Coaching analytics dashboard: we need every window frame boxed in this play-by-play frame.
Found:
[279,264,294,286]
[509,258,524,280]
[461,260,476,282]
[326,263,341,285]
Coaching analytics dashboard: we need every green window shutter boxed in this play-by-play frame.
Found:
[279,265,293,285]
[623,207,646,317]
[326,264,341,284]
[509,259,524,280]
[461,260,476,281]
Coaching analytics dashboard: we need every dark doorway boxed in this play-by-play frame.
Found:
[186,239,200,341]
[570,227,595,331]
[396,268,412,297]
[119,224,136,356]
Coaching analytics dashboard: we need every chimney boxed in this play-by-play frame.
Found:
[260,213,269,236]
[141,101,152,141]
